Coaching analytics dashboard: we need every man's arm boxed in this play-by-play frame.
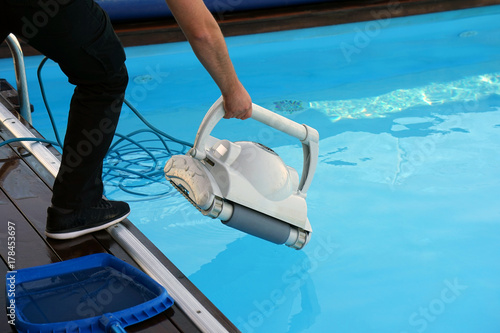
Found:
[165,0,252,119]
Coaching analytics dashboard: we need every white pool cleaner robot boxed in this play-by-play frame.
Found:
[164,97,319,249]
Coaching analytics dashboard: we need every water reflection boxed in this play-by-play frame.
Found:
[189,236,325,333]
[309,72,500,120]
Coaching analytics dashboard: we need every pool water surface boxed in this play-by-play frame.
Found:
[1,4,500,333]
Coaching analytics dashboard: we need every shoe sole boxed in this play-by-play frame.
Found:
[45,211,130,240]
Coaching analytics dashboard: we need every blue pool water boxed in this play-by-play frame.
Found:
[2,5,500,332]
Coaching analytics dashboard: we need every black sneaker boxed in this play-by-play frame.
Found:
[46,199,130,240]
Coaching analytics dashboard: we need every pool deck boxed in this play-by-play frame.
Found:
[0,86,238,332]
[112,0,500,48]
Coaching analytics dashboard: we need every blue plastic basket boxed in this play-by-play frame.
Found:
[5,253,174,333]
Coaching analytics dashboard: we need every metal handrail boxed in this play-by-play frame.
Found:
[5,33,32,124]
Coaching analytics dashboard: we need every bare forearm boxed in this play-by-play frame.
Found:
[165,0,252,119]
[185,20,239,96]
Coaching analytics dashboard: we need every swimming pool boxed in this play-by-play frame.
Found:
[2,4,500,332]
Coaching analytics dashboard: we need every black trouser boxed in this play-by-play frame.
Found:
[0,0,128,209]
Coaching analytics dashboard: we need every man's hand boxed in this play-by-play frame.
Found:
[222,82,252,120]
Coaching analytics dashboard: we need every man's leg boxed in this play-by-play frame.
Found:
[5,0,130,239]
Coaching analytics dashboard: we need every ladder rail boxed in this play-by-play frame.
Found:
[5,33,32,124]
